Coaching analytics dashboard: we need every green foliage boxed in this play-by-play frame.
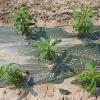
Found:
[12,5,37,38]
[72,5,95,36]
[76,63,100,92]
[0,67,4,78]
[36,38,61,62]
[0,64,25,87]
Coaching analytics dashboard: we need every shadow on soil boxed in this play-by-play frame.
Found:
[27,26,75,42]
[27,25,100,42]
[77,25,100,41]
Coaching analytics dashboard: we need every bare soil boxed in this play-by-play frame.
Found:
[0,77,100,100]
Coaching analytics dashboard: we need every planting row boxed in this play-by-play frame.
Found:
[0,4,100,94]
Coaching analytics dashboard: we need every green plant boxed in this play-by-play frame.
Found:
[72,5,95,36]
[36,38,61,62]
[0,64,26,87]
[12,5,37,38]
[76,63,100,92]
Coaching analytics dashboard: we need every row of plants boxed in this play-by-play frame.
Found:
[0,62,99,93]
[11,5,96,38]
[11,5,96,62]
[71,5,100,93]
[0,5,99,94]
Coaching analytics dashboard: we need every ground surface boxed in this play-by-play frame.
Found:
[0,77,100,100]
[0,0,100,28]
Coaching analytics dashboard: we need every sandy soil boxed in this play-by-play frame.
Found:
[0,77,100,100]
[0,0,100,28]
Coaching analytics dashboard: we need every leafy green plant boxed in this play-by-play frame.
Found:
[76,63,100,92]
[0,64,26,87]
[12,5,37,38]
[72,5,95,36]
[36,38,61,62]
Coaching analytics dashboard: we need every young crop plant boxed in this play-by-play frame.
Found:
[72,5,95,36]
[36,38,61,62]
[12,5,37,38]
[0,64,27,87]
[76,63,100,92]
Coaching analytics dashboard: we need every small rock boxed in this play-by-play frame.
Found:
[16,89,22,95]
[59,89,71,95]
[3,90,7,94]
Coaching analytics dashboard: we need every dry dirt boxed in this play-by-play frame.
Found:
[0,77,100,100]
[0,0,100,27]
